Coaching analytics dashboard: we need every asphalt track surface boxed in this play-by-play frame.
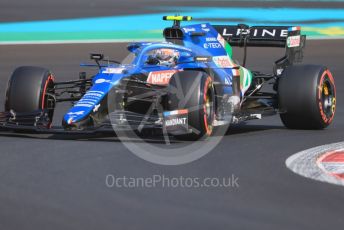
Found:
[0,39,343,230]
[1,1,344,230]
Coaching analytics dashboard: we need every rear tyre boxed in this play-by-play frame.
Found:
[278,65,336,129]
[5,66,55,127]
[167,71,215,141]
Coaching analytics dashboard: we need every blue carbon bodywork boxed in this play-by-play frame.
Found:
[63,23,247,125]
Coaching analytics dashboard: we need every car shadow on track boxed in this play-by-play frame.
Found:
[0,131,178,144]
[0,124,285,144]
[224,124,285,136]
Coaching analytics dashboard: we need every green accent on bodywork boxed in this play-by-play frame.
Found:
[239,67,253,92]
[239,67,245,89]
[225,42,233,58]
[245,70,252,88]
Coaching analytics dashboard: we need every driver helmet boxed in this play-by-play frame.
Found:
[153,49,180,67]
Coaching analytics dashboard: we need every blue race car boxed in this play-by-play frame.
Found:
[0,16,336,140]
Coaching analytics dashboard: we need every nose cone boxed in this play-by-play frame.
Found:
[63,110,87,127]
[62,115,93,130]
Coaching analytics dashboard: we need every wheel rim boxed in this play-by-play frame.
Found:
[319,70,336,124]
[203,78,214,135]
[41,74,55,127]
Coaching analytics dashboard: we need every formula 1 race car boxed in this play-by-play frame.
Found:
[0,16,336,140]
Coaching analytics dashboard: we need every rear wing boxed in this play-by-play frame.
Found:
[213,25,305,48]
[214,24,306,73]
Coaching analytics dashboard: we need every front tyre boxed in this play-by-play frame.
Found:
[167,71,215,141]
[278,65,336,129]
[5,66,55,127]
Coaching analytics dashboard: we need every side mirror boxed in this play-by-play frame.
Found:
[90,53,104,69]
[90,53,104,61]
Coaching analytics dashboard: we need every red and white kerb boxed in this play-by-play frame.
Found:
[317,150,344,180]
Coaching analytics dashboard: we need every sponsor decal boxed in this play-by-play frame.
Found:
[163,109,189,132]
[163,109,188,117]
[222,28,288,38]
[206,37,217,42]
[95,78,111,84]
[222,28,248,37]
[74,104,93,108]
[203,42,222,49]
[67,111,85,116]
[102,68,125,74]
[201,24,210,32]
[147,70,178,85]
[165,117,188,127]
[183,27,196,33]
[75,90,105,108]
[287,35,301,48]
[213,56,234,68]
